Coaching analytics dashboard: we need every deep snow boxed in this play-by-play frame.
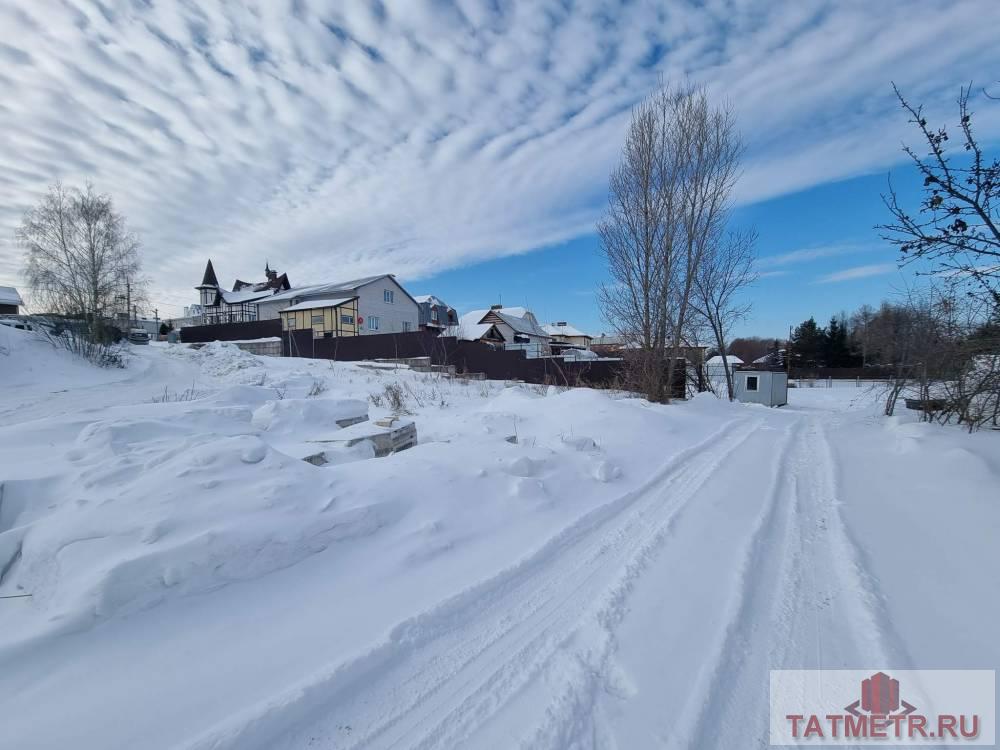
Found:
[0,330,996,749]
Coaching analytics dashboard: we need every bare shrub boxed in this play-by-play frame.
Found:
[370,382,408,414]
[37,322,126,368]
[150,383,201,403]
[307,379,327,398]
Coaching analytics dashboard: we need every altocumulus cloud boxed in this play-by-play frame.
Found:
[0,0,997,313]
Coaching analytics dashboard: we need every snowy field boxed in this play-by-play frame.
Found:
[0,327,997,750]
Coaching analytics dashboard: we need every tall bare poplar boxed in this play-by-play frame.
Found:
[598,83,742,402]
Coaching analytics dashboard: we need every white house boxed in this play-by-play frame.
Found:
[542,322,593,349]
[258,274,419,335]
[0,286,24,315]
[195,260,292,324]
[447,305,551,357]
[706,354,743,377]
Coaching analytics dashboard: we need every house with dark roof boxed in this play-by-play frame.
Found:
[195,260,292,324]
[413,295,457,330]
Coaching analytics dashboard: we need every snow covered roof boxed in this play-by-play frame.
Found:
[414,294,451,308]
[706,355,744,365]
[280,296,357,312]
[265,274,403,304]
[443,322,500,341]
[543,322,592,339]
[467,307,549,338]
[0,286,23,306]
[219,288,276,305]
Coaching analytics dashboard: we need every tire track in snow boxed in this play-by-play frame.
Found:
[681,414,908,749]
[806,416,911,669]
[654,416,802,749]
[182,417,763,750]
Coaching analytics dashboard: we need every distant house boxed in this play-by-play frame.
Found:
[591,334,625,356]
[0,286,23,315]
[195,260,292,324]
[257,274,419,336]
[543,322,593,349]
[446,305,551,356]
[442,319,505,344]
[706,354,743,377]
[413,295,457,330]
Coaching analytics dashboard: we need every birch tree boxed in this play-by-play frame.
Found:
[19,183,144,340]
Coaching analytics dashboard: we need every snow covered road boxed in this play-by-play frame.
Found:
[0,336,996,749]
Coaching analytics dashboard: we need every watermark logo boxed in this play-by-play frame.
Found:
[770,670,995,745]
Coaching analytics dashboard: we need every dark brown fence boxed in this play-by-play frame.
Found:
[180,322,688,395]
[180,319,281,343]
[282,329,632,388]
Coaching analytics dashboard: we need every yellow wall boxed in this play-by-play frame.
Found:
[280,299,359,338]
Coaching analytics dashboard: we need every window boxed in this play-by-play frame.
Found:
[402,321,411,332]
[341,314,354,324]
[431,308,438,322]
[384,289,394,303]
[311,313,324,325]
[746,375,759,392]
[286,316,296,329]
[368,316,380,331]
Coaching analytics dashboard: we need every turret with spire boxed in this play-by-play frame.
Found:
[195,259,220,309]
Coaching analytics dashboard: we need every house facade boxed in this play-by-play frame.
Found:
[279,296,360,347]
[543,322,592,349]
[195,260,292,324]
[0,286,23,315]
[258,274,419,335]
[413,295,457,330]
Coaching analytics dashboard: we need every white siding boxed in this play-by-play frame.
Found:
[355,279,418,334]
[255,277,419,333]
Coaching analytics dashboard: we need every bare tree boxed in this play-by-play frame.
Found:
[597,93,670,401]
[849,303,876,367]
[879,83,1000,308]
[598,83,742,402]
[19,183,144,340]
[691,229,757,399]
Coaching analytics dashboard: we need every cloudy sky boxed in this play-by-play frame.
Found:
[1,0,998,333]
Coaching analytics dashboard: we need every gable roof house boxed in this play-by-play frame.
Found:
[543,322,593,350]
[0,286,23,315]
[256,274,419,335]
[413,295,457,330]
[195,260,292,324]
[446,305,551,357]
